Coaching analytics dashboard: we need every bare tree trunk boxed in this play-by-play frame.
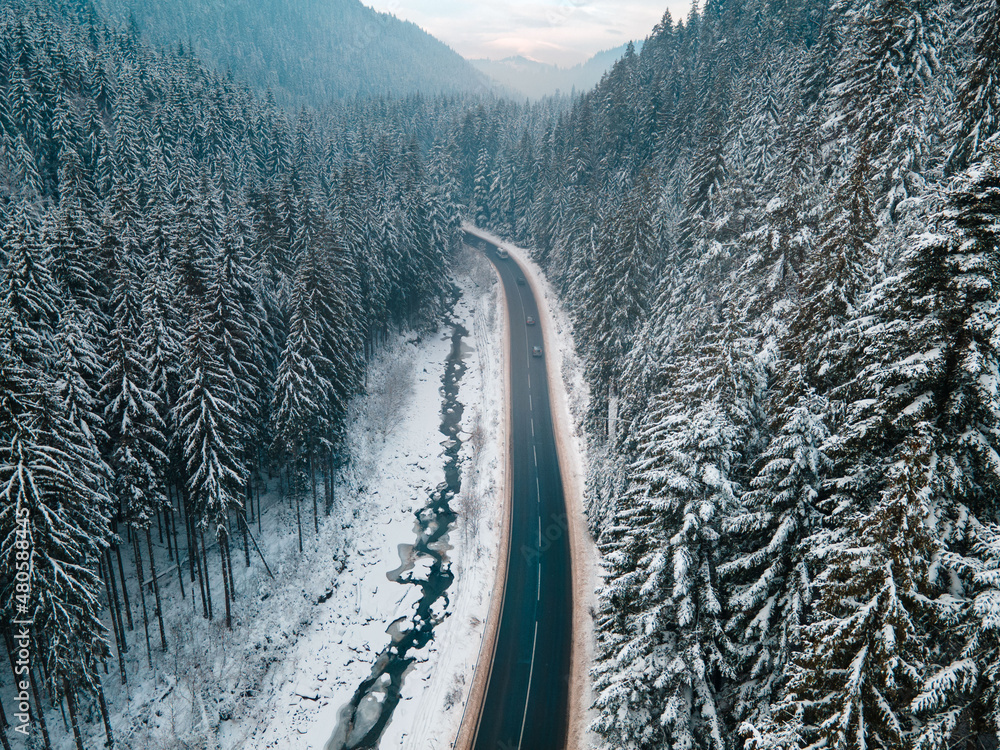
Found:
[132,533,152,668]
[311,454,319,535]
[171,488,185,594]
[224,523,236,602]
[101,553,127,678]
[243,474,252,567]
[169,500,185,601]
[240,515,275,578]
[2,627,48,746]
[164,507,173,560]
[246,463,254,524]
[113,527,133,630]
[294,458,303,553]
[146,529,168,651]
[56,666,70,734]
[325,449,333,516]
[220,529,232,630]
[323,449,330,516]
[103,551,129,683]
[192,514,208,619]
[63,679,85,750]
[200,528,214,621]
[0,707,11,750]
[163,489,175,562]
[33,638,54,705]
[96,678,114,747]
[242,509,251,567]
[184,493,197,586]
[28,661,51,750]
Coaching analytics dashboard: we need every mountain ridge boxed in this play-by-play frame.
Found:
[471,42,644,99]
[87,0,494,105]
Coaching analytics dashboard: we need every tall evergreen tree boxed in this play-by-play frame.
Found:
[175,318,244,629]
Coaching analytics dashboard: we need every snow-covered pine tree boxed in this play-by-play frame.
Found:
[53,301,107,453]
[271,261,333,552]
[337,157,387,356]
[99,242,169,656]
[171,166,214,319]
[593,315,764,750]
[591,405,679,749]
[207,208,264,443]
[721,387,832,723]
[0,299,114,748]
[834,0,949,221]
[1,202,59,366]
[48,147,102,312]
[594,393,740,750]
[583,180,654,432]
[100,238,167,529]
[175,316,245,629]
[945,0,1000,174]
[141,259,183,435]
[288,197,362,529]
[399,166,448,327]
[857,140,1000,749]
[683,70,730,244]
[473,147,492,227]
[785,142,876,393]
[774,433,948,750]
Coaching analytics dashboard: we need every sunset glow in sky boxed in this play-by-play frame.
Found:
[362,1,694,67]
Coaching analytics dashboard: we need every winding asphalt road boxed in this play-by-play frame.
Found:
[464,230,573,750]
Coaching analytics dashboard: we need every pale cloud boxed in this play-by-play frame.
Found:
[363,0,693,67]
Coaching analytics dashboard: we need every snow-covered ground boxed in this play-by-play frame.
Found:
[369,248,505,749]
[6,250,505,750]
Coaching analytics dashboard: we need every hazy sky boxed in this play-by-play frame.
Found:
[362,1,694,68]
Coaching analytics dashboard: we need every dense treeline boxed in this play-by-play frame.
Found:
[449,0,1000,748]
[0,2,460,747]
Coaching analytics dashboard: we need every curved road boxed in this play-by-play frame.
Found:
[464,230,573,750]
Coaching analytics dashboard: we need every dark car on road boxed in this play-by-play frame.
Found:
[526,316,536,326]
[532,346,543,358]
[516,276,526,285]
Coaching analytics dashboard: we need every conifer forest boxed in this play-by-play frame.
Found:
[1,0,999,748]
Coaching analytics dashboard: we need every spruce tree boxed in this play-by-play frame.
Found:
[175,317,244,629]
[945,0,1000,173]
[721,388,832,722]
[863,140,1000,749]
[775,434,947,750]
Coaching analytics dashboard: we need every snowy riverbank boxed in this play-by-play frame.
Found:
[236,248,506,750]
[6,250,505,750]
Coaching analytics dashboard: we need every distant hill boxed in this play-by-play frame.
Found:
[88,0,494,104]
[472,42,643,100]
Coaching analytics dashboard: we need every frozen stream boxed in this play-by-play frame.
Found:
[326,300,470,750]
